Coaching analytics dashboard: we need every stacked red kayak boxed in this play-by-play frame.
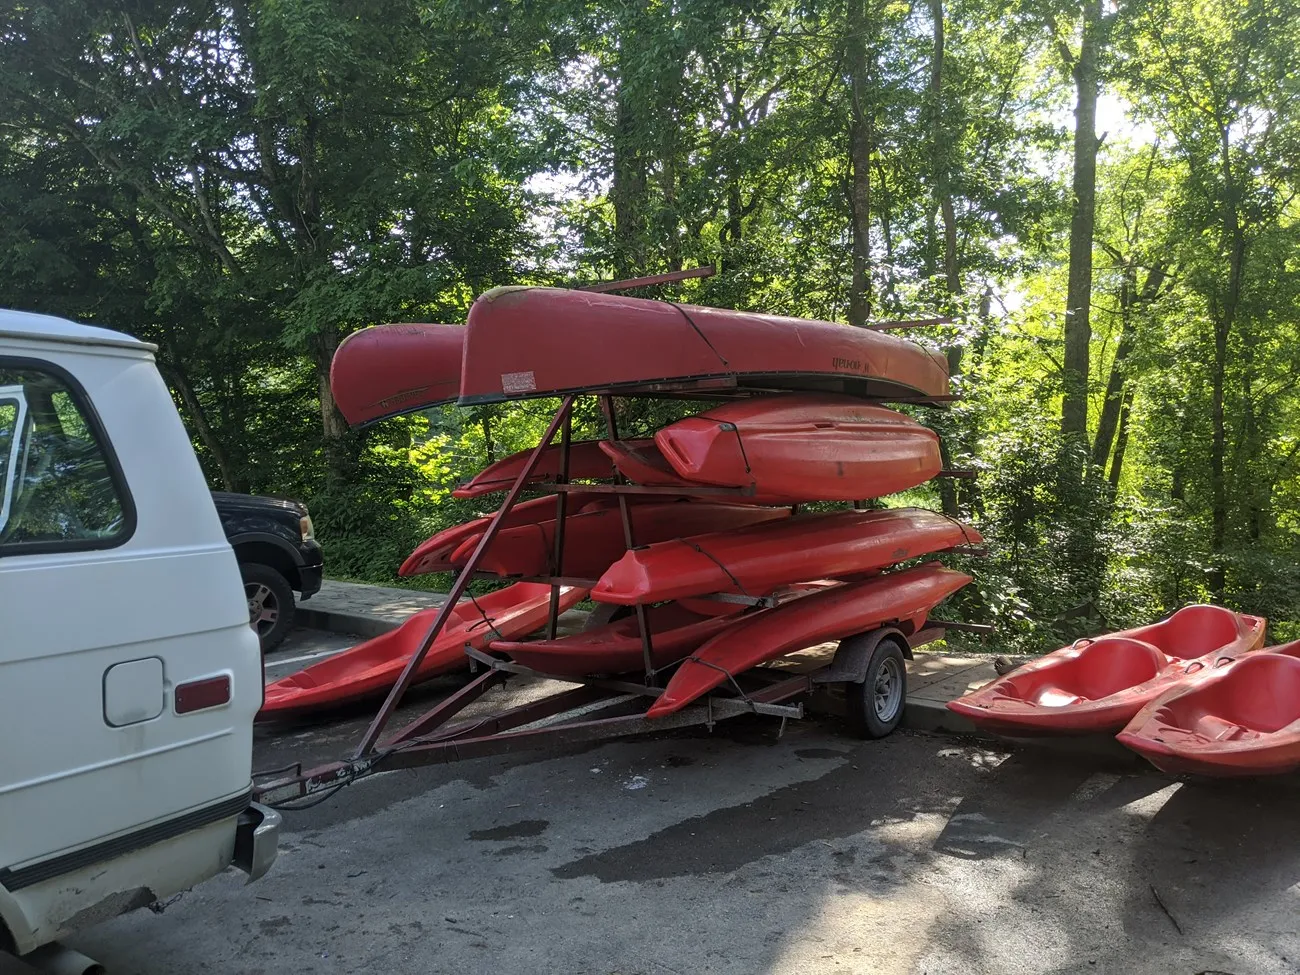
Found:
[264,286,976,722]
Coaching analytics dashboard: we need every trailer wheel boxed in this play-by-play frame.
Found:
[845,637,907,739]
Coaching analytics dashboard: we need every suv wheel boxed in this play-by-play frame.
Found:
[240,562,295,653]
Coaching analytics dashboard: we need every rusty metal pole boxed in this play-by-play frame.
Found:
[546,411,573,639]
[353,395,577,757]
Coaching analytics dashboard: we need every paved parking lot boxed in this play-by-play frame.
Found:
[66,629,1300,975]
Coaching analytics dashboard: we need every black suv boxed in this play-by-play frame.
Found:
[212,491,324,652]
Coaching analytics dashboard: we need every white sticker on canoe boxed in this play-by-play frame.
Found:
[501,370,537,394]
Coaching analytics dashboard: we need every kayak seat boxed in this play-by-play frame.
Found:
[998,637,1166,708]
[1149,604,1252,660]
[1158,653,1300,738]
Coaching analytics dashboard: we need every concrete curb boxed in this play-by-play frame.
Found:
[295,604,407,640]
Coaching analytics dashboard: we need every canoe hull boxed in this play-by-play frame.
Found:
[460,287,949,404]
[1116,640,1300,776]
[593,507,981,605]
[655,394,942,502]
[331,322,464,427]
[946,605,1267,736]
[647,564,972,717]
[258,584,587,718]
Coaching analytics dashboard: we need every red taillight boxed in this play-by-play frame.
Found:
[175,675,232,714]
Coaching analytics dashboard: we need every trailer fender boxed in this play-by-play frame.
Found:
[814,626,911,685]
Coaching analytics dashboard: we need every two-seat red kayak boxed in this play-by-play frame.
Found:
[647,564,972,718]
[258,584,587,719]
[946,605,1266,736]
[331,322,464,426]
[593,507,980,605]
[453,501,790,578]
[459,286,949,404]
[1116,640,1300,776]
[652,394,942,502]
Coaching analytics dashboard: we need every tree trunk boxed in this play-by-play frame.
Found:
[1092,267,1134,469]
[928,0,959,518]
[313,328,356,485]
[163,361,243,493]
[846,0,874,327]
[1107,387,1133,490]
[929,0,959,296]
[1094,263,1166,469]
[612,34,649,278]
[1061,0,1103,441]
[1208,123,1246,598]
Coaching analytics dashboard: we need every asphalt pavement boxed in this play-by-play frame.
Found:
[65,629,1300,975]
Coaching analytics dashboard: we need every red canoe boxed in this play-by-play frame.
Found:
[453,501,791,578]
[647,564,972,718]
[946,605,1267,736]
[453,440,651,498]
[592,507,981,605]
[331,323,463,426]
[400,493,604,576]
[1116,640,1300,776]
[490,600,748,677]
[654,394,942,502]
[459,287,949,404]
[258,583,587,719]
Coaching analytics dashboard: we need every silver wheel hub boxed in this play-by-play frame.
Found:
[245,582,279,635]
[873,655,903,721]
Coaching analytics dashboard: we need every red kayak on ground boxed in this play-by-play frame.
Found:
[330,323,464,426]
[258,583,587,719]
[459,287,949,405]
[400,493,604,576]
[647,564,972,718]
[592,507,980,605]
[654,394,942,502]
[1116,640,1300,776]
[491,600,749,677]
[452,501,791,578]
[453,440,650,498]
[946,605,1266,736]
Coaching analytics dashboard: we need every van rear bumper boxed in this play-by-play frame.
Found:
[233,802,281,883]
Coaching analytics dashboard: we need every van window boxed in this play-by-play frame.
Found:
[0,363,130,550]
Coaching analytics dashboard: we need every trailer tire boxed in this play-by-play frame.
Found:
[845,637,908,739]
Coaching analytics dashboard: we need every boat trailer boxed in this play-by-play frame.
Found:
[254,275,986,808]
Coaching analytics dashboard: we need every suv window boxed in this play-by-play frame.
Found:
[0,363,130,550]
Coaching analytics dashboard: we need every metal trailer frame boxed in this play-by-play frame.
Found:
[253,275,987,807]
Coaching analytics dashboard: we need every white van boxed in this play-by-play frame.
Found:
[0,310,278,958]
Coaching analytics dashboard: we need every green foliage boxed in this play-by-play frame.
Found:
[1,0,1297,650]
